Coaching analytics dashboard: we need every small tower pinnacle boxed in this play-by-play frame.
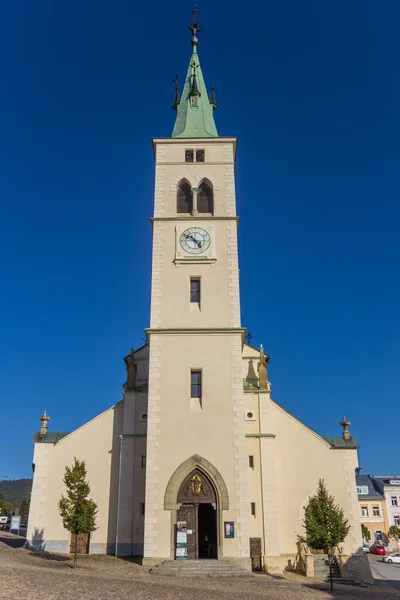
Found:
[172,75,180,110]
[39,410,50,438]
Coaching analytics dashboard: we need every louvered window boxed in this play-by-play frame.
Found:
[177,181,192,213]
[197,181,213,214]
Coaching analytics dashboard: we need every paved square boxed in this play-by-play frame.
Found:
[1,534,399,600]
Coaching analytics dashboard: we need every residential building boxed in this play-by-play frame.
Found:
[356,474,389,543]
[372,476,400,530]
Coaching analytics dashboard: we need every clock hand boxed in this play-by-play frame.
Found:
[191,234,203,248]
[186,234,202,248]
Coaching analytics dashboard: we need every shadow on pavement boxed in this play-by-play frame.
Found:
[0,535,26,549]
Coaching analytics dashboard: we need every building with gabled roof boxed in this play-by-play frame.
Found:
[27,10,372,583]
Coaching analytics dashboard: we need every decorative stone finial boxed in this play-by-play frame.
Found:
[339,416,351,441]
[258,344,269,390]
[188,5,201,46]
[39,410,50,437]
[124,347,137,391]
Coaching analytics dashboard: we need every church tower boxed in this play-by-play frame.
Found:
[143,11,251,568]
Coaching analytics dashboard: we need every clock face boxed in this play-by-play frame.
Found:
[180,227,211,255]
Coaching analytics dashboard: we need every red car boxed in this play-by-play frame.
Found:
[369,544,386,556]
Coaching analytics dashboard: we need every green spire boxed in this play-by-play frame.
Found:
[172,9,218,139]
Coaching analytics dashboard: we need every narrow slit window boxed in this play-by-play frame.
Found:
[141,455,146,468]
[249,455,254,469]
[191,370,202,398]
[190,278,200,303]
[251,502,256,516]
[177,181,192,213]
[185,150,194,162]
[198,180,213,214]
[140,503,145,516]
[196,149,205,162]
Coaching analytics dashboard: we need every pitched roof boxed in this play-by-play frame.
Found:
[372,476,400,489]
[356,474,385,499]
[324,436,359,449]
[32,432,69,444]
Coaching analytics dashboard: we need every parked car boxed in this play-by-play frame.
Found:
[383,553,400,564]
[363,544,370,554]
[370,544,386,556]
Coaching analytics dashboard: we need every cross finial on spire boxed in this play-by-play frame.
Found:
[188,5,201,46]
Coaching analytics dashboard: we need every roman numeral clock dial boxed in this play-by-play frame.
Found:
[179,227,211,255]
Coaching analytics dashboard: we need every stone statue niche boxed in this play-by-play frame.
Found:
[258,345,269,390]
[124,347,137,391]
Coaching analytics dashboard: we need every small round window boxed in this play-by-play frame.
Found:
[141,413,148,422]
[246,412,253,419]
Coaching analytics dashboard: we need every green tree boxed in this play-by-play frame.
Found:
[361,524,370,542]
[301,479,351,590]
[19,498,30,524]
[0,493,13,520]
[388,525,400,550]
[58,458,98,568]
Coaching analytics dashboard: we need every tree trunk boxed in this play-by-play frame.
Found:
[74,533,78,569]
[328,554,333,591]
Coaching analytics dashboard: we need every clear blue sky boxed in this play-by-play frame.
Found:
[1,0,399,480]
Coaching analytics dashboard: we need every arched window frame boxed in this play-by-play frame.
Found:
[197,178,214,215]
[176,179,192,214]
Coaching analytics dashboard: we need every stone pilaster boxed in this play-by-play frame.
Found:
[258,392,280,557]
[115,389,136,556]
[143,334,162,558]
[231,334,250,560]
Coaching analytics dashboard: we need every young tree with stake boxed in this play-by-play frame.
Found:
[301,479,350,591]
[58,458,98,568]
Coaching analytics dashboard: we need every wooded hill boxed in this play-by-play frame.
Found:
[0,479,32,508]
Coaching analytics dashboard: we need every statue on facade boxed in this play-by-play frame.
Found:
[258,344,269,390]
[124,347,137,391]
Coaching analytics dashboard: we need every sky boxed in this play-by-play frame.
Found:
[0,0,399,480]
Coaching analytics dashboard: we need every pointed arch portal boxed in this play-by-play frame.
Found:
[164,455,229,560]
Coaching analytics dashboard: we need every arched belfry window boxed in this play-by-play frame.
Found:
[198,180,213,214]
[177,180,192,214]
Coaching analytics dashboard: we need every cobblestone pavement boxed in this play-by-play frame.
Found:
[1,534,399,600]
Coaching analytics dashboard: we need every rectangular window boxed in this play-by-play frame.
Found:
[185,150,194,162]
[394,516,400,527]
[249,455,254,469]
[191,370,202,398]
[392,497,398,506]
[361,506,368,517]
[251,502,256,516]
[373,506,380,517]
[141,455,146,468]
[357,486,368,495]
[190,278,200,303]
[140,503,145,516]
[196,149,205,162]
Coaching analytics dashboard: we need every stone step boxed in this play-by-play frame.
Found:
[150,559,254,578]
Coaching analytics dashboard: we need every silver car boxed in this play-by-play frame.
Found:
[383,552,400,564]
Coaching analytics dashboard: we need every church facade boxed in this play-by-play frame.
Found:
[27,17,371,581]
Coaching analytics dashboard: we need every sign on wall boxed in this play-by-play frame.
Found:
[224,521,234,538]
[176,520,188,559]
